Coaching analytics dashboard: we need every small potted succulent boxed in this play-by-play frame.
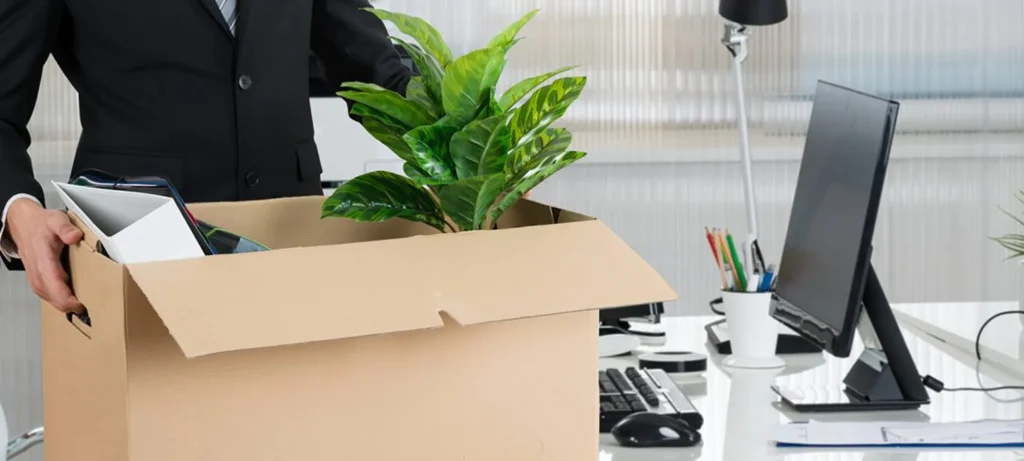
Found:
[321,8,587,233]
[991,190,1024,326]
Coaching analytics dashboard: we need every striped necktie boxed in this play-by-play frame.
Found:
[218,0,238,35]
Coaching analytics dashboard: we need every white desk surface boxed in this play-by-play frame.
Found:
[600,314,1024,461]
[895,302,1024,380]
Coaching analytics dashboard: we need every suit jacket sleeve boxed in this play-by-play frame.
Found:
[0,0,64,271]
[310,0,412,98]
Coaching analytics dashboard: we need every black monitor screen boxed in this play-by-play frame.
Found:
[772,81,899,357]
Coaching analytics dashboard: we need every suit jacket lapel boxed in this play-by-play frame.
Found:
[197,0,235,41]
[235,0,255,46]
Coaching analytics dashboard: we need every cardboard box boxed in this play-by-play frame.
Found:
[42,195,676,461]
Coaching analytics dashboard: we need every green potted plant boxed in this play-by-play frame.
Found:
[992,191,1024,259]
[991,191,1024,327]
[321,8,587,233]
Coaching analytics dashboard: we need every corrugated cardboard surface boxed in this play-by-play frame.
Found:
[42,197,676,460]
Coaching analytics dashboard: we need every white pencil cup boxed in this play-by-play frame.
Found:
[721,290,785,369]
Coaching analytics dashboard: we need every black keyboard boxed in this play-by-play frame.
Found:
[599,367,703,433]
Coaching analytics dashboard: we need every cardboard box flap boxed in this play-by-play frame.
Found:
[124,220,675,358]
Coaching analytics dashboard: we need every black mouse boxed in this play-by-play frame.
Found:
[610,412,701,448]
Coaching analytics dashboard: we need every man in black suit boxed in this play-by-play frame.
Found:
[0,0,411,313]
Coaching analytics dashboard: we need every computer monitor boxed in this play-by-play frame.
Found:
[770,81,930,412]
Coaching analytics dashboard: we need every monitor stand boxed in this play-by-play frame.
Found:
[772,264,931,412]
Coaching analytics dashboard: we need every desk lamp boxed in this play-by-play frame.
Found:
[718,0,788,269]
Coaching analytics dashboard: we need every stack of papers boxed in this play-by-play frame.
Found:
[773,420,1024,448]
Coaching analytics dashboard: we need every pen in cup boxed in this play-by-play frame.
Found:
[725,231,747,291]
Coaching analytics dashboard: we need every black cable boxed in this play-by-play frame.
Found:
[971,357,1024,403]
[922,309,1024,396]
[942,385,1024,392]
[974,309,1024,361]
[709,297,724,316]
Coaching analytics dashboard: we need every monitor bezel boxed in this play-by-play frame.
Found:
[771,81,900,359]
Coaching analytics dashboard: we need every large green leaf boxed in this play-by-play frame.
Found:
[490,151,586,224]
[473,86,504,121]
[486,9,540,51]
[508,76,587,147]
[403,124,459,180]
[406,77,442,119]
[349,103,410,132]
[505,127,572,178]
[339,88,436,128]
[339,81,390,93]
[366,8,453,68]
[404,162,457,188]
[362,118,416,164]
[391,37,444,108]
[441,47,506,127]
[439,174,507,231]
[322,171,446,232]
[498,66,578,111]
[403,162,430,183]
[450,116,512,180]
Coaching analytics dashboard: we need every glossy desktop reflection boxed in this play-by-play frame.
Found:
[599,314,1024,461]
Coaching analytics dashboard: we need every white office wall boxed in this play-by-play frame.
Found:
[3,2,1024,459]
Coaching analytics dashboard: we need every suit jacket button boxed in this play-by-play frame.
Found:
[238,74,253,90]
[245,170,260,187]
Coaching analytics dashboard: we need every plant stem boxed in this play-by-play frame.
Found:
[444,220,458,233]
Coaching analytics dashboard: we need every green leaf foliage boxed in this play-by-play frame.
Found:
[322,171,447,232]
[402,163,457,198]
[362,118,416,164]
[330,9,587,232]
[439,174,507,231]
[450,115,512,179]
[403,162,430,183]
[406,77,442,119]
[441,47,506,127]
[486,9,540,51]
[349,103,410,132]
[366,8,453,68]
[508,76,587,148]
[339,87,437,128]
[498,65,579,111]
[475,87,504,121]
[403,124,459,180]
[490,151,587,224]
[992,191,1024,259]
[391,37,444,108]
[505,127,572,178]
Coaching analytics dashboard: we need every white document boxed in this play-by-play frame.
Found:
[773,419,1024,447]
[52,182,206,264]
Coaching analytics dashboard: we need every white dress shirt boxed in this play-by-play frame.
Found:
[0,194,42,261]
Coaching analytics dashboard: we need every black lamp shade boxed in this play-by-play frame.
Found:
[719,0,788,26]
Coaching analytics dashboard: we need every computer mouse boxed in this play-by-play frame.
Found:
[610,412,701,448]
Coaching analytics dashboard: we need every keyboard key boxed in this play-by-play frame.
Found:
[607,368,632,392]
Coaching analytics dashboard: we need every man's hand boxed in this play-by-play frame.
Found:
[7,198,84,313]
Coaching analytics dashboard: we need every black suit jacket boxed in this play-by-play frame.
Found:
[0,0,411,270]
